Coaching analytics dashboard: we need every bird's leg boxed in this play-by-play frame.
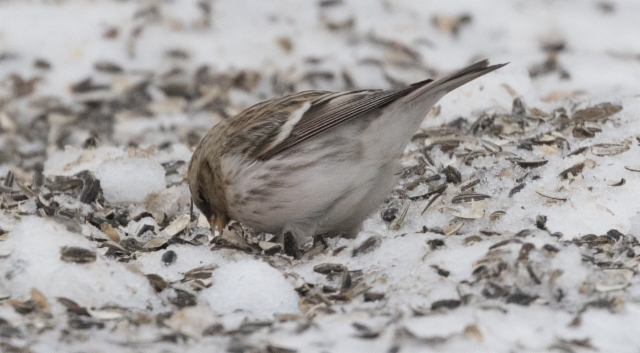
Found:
[280,221,318,259]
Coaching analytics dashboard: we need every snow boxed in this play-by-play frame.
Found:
[135,244,235,283]
[96,158,166,203]
[201,259,301,321]
[0,0,639,352]
[0,217,161,310]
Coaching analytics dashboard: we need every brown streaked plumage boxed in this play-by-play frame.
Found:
[188,60,506,251]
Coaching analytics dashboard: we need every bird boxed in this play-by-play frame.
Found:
[188,60,506,255]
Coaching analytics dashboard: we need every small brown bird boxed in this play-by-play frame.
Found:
[189,60,506,250]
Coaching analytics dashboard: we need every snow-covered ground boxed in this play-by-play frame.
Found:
[1,0,640,352]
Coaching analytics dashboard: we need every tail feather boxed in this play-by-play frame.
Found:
[403,60,508,102]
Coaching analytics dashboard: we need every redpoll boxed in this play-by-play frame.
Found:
[188,60,506,252]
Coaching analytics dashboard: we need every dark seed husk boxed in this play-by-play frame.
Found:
[463,235,482,244]
[509,183,526,197]
[451,193,491,204]
[431,299,461,310]
[119,238,144,253]
[513,159,548,169]
[313,263,347,274]
[71,77,109,93]
[17,182,37,198]
[489,239,522,250]
[591,143,630,156]
[32,170,44,189]
[79,175,101,204]
[506,293,538,306]
[34,59,51,70]
[381,207,398,222]
[69,316,105,330]
[351,322,379,339]
[161,160,185,175]
[559,162,585,179]
[132,211,154,222]
[427,238,445,250]
[136,224,155,237]
[170,289,197,308]
[572,125,601,138]
[459,178,480,192]
[480,139,502,153]
[527,265,541,284]
[162,250,177,265]
[94,61,123,74]
[421,191,444,215]
[48,176,84,192]
[536,215,547,229]
[490,211,506,222]
[60,247,96,264]
[352,235,382,257]
[568,146,589,156]
[606,229,624,241]
[609,178,625,186]
[442,165,462,184]
[463,150,486,165]
[432,265,450,277]
[411,184,447,202]
[572,103,622,121]
[322,286,338,293]
[364,292,385,302]
[340,271,352,291]
[389,203,409,231]
[515,229,534,238]
[517,243,535,261]
[266,344,298,353]
[4,171,14,188]
[184,265,217,280]
[535,190,568,201]
[258,241,282,255]
[482,282,507,298]
[146,274,167,292]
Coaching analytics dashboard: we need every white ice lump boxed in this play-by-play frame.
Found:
[201,259,300,320]
[97,158,166,203]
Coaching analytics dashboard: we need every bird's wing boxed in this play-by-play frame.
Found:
[256,82,431,159]
[229,60,505,160]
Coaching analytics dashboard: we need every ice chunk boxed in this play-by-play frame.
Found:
[201,259,300,321]
[144,184,191,223]
[97,158,166,203]
[44,146,125,176]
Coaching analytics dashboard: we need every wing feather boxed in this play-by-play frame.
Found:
[254,60,505,159]
[261,82,429,159]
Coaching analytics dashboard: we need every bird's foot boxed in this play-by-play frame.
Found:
[282,231,301,259]
[313,233,329,248]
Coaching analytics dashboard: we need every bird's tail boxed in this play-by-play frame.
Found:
[403,60,508,103]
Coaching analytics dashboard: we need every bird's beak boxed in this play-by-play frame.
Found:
[211,213,229,234]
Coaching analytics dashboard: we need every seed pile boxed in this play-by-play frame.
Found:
[1,0,640,352]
